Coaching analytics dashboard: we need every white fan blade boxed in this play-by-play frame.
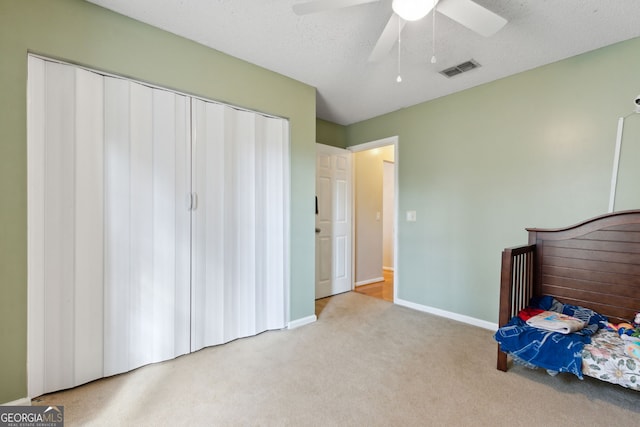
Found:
[368,14,406,63]
[437,0,507,37]
[293,0,379,15]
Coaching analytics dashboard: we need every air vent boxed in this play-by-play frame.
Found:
[439,59,481,78]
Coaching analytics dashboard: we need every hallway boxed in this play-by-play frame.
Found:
[354,270,393,302]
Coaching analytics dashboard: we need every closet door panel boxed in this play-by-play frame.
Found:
[226,109,257,341]
[255,116,288,331]
[172,95,192,356]
[151,89,191,362]
[103,77,132,377]
[191,99,226,351]
[27,56,46,397]
[129,82,155,369]
[104,78,191,376]
[73,67,105,386]
[27,58,105,396]
[42,61,77,392]
[191,100,287,352]
[152,89,174,362]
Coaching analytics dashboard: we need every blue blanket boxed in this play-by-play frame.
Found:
[494,296,608,379]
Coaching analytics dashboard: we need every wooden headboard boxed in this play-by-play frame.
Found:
[497,210,640,371]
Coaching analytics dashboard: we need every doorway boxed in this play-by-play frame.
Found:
[314,136,398,303]
[351,139,397,302]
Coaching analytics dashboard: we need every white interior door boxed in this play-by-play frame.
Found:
[315,144,352,299]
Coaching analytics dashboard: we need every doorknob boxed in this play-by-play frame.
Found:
[315,228,321,233]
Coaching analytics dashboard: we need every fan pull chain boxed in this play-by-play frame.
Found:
[431,0,437,64]
[397,17,403,83]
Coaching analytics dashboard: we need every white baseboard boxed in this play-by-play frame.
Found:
[355,277,384,287]
[288,314,317,329]
[395,298,498,331]
[1,397,31,406]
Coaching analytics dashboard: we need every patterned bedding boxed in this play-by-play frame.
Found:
[582,330,640,391]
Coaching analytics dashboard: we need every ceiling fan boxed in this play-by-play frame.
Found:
[293,0,507,62]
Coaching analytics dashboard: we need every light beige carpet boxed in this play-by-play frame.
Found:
[34,292,639,426]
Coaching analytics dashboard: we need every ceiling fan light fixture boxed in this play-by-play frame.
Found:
[392,0,435,21]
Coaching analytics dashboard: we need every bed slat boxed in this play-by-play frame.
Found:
[497,244,535,371]
[540,272,639,298]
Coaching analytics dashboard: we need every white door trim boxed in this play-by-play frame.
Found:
[349,136,399,302]
[349,136,398,153]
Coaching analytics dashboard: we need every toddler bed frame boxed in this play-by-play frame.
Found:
[497,210,640,372]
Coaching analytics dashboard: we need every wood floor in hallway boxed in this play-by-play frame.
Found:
[354,270,394,302]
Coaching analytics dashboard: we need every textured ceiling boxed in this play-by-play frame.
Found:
[87,0,640,125]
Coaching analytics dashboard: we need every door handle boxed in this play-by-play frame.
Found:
[315,228,321,233]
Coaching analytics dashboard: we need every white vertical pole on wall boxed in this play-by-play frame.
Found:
[608,117,625,213]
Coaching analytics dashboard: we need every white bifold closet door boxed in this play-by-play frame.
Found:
[102,76,192,376]
[28,57,192,395]
[190,99,288,351]
[27,56,288,398]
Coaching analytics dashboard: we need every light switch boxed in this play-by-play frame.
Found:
[406,210,416,222]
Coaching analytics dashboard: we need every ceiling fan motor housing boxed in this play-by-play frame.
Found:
[392,0,436,21]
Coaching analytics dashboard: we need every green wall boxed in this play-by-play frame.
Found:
[0,0,316,403]
[316,118,347,148]
[347,37,640,324]
[3,0,640,405]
